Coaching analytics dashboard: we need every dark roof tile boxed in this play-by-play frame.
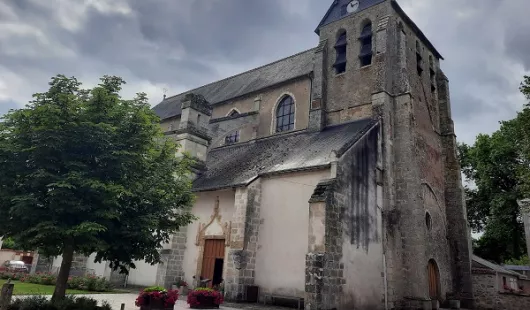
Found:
[192,118,376,192]
[152,48,316,120]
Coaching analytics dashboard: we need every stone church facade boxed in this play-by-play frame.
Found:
[148,0,475,308]
[39,1,474,309]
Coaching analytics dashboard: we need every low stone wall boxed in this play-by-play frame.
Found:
[494,293,530,310]
[473,273,530,309]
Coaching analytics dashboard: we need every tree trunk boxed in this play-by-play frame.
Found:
[51,243,75,302]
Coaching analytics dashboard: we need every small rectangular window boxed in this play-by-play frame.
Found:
[225,131,239,145]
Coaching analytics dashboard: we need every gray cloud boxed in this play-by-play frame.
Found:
[0,0,528,145]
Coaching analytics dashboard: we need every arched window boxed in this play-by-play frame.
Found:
[425,212,432,231]
[228,109,240,117]
[359,22,373,67]
[275,96,295,133]
[334,30,347,74]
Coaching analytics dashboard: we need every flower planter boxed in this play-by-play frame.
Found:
[448,299,460,309]
[139,298,175,310]
[431,299,440,309]
[136,287,179,310]
[187,288,223,309]
[190,296,219,309]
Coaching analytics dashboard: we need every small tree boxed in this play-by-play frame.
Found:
[0,75,195,301]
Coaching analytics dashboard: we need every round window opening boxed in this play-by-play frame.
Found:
[425,212,432,231]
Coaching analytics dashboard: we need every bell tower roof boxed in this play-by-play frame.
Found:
[315,0,386,34]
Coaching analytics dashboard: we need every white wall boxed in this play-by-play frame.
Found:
[127,260,158,286]
[0,237,3,250]
[86,254,111,279]
[255,170,329,297]
[0,250,16,263]
[182,189,235,287]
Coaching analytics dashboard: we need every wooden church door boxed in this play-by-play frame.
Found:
[201,239,225,287]
[428,260,441,300]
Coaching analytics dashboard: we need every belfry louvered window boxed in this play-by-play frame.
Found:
[275,96,295,133]
[359,23,373,67]
[416,41,423,76]
[429,55,436,92]
[334,31,347,74]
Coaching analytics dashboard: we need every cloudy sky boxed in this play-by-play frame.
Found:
[1,0,529,144]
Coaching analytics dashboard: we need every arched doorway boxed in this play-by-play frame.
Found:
[427,259,441,300]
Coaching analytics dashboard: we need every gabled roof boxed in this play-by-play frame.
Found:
[192,118,377,192]
[315,0,386,34]
[152,48,316,121]
[472,255,522,277]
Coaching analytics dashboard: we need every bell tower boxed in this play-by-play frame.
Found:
[311,0,474,309]
[315,0,391,125]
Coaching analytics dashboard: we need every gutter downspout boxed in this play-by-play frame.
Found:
[384,253,388,310]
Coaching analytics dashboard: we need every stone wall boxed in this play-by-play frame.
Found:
[156,230,188,289]
[305,179,344,310]
[438,69,474,306]
[473,273,530,310]
[208,77,312,139]
[224,179,261,301]
[208,112,259,147]
[335,124,384,310]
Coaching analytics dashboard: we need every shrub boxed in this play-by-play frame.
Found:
[0,272,25,281]
[143,286,166,293]
[18,273,112,292]
[6,296,112,310]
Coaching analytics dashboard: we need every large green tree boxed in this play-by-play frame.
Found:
[459,76,530,263]
[0,75,195,301]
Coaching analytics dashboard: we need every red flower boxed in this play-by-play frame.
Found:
[135,289,179,307]
[186,288,223,307]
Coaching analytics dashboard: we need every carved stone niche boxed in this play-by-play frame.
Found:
[195,196,231,247]
[194,196,232,279]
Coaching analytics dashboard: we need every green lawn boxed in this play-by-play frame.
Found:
[0,280,110,295]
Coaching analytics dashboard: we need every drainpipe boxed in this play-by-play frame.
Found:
[383,254,389,310]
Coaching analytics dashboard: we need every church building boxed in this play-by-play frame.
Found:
[150,0,474,308]
[39,1,474,309]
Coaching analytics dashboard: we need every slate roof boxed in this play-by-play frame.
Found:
[472,255,522,277]
[315,0,385,33]
[503,265,530,271]
[152,48,317,121]
[192,118,377,192]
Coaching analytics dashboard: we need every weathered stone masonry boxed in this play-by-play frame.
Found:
[156,229,188,288]
[306,179,344,310]
[225,179,262,301]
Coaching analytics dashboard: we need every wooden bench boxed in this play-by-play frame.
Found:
[262,294,304,310]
